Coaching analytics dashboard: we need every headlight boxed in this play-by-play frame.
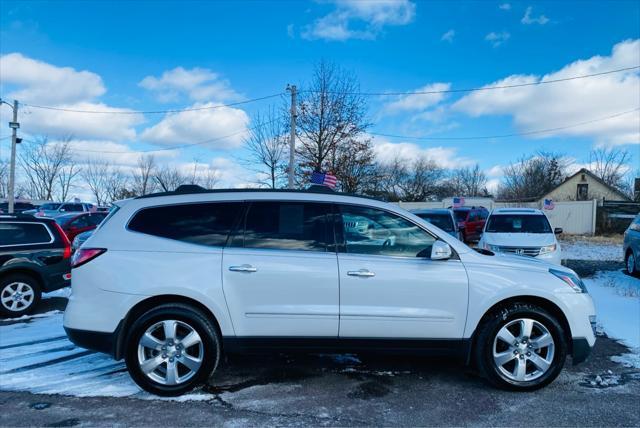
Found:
[483,243,499,252]
[549,268,587,293]
[539,243,557,254]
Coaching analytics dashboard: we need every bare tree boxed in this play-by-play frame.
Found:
[296,60,370,184]
[131,154,157,196]
[332,137,377,193]
[19,136,75,201]
[104,167,131,202]
[370,156,446,201]
[154,165,187,192]
[82,158,112,205]
[243,107,288,188]
[498,151,568,200]
[589,147,631,194]
[0,159,8,198]
[447,164,488,197]
[57,164,81,202]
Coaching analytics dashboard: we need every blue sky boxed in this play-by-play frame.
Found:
[1,0,639,192]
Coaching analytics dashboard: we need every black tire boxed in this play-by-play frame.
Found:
[125,303,221,396]
[626,250,638,277]
[475,303,567,391]
[0,273,42,318]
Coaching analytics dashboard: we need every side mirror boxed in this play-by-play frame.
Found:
[431,240,452,260]
[554,227,563,235]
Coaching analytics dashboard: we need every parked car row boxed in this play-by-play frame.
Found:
[62,186,597,396]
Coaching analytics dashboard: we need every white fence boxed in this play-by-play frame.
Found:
[397,199,598,235]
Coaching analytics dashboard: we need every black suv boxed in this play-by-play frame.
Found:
[0,215,72,317]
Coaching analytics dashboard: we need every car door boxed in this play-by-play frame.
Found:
[222,201,339,337]
[336,204,469,339]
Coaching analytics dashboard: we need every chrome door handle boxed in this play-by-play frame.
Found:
[229,265,258,273]
[347,269,375,278]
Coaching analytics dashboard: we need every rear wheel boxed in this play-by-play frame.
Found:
[475,303,567,391]
[0,274,42,318]
[626,251,638,276]
[125,304,220,396]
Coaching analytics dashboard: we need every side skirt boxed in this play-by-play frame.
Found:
[223,337,472,361]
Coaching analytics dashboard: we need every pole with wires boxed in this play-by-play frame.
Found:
[1,99,20,214]
[286,84,297,189]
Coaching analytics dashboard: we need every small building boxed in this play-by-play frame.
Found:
[542,168,631,203]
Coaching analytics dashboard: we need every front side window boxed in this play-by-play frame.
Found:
[240,202,331,252]
[128,202,242,247]
[339,205,435,258]
[0,223,52,246]
[70,215,91,228]
[62,204,84,212]
[40,203,61,211]
[415,213,455,232]
[485,215,552,234]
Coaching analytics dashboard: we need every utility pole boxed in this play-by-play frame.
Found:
[286,84,297,189]
[1,99,19,213]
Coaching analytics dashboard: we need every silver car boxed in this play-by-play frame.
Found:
[623,213,640,276]
[411,208,462,240]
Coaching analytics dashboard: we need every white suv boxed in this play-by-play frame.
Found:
[64,188,596,396]
[479,208,562,265]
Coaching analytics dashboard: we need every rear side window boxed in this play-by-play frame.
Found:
[62,204,84,212]
[0,222,53,246]
[240,202,331,252]
[128,202,242,247]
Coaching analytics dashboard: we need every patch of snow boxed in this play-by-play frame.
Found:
[560,240,623,261]
[1,310,62,323]
[43,287,72,299]
[584,270,640,350]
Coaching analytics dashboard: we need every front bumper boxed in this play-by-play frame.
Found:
[572,337,594,364]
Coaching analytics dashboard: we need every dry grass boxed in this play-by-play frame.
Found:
[559,234,624,245]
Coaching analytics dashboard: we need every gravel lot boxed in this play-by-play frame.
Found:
[1,259,638,427]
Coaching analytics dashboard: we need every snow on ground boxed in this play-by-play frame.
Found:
[42,287,72,299]
[0,312,214,401]
[561,240,623,261]
[584,270,640,367]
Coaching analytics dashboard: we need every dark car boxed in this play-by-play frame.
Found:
[411,208,461,240]
[0,214,72,317]
[55,212,108,242]
[623,213,640,276]
[451,206,489,243]
[0,201,37,214]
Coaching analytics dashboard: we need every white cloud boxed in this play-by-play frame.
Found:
[302,0,415,41]
[485,31,510,47]
[454,39,640,146]
[441,29,455,43]
[498,3,511,10]
[140,103,249,149]
[384,83,451,113]
[64,140,177,167]
[139,67,241,103]
[8,102,143,141]
[521,6,549,25]
[0,53,105,104]
[372,138,473,169]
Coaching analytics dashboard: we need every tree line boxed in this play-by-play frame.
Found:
[0,60,635,204]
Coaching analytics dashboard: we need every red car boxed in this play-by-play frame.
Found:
[54,212,108,241]
[451,206,489,243]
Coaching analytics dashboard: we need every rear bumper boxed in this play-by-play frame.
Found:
[65,325,120,359]
[572,337,593,365]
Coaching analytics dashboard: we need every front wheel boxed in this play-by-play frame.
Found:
[475,303,567,391]
[125,304,220,396]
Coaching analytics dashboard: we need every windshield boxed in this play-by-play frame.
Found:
[40,203,61,211]
[486,214,552,234]
[453,210,468,222]
[416,213,455,232]
[54,216,74,225]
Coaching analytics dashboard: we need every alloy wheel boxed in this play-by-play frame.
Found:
[137,319,204,386]
[1,282,35,312]
[492,318,555,382]
[627,253,636,274]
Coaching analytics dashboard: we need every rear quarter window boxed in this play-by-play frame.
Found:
[0,222,53,246]
[127,202,242,247]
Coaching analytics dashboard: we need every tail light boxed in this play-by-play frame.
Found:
[71,248,107,268]
[52,222,72,259]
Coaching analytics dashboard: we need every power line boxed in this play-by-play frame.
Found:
[306,65,640,96]
[369,108,640,141]
[21,93,284,115]
[21,118,279,154]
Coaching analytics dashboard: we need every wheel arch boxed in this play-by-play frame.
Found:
[465,295,572,366]
[0,267,44,289]
[114,294,223,360]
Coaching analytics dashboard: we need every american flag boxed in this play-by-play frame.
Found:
[543,198,555,210]
[452,196,465,208]
[310,171,337,189]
